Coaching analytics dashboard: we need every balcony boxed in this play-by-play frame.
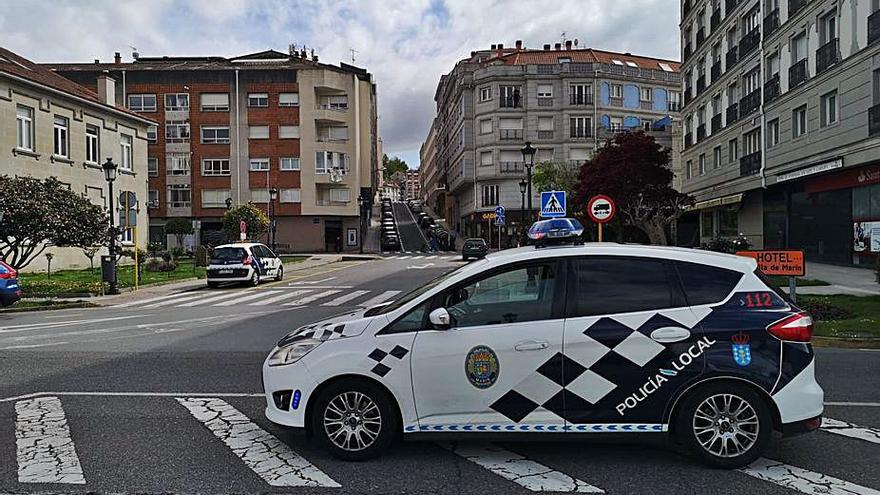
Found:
[499,129,523,140]
[500,95,522,108]
[871,10,880,45]
[789,58,809,89]
[685,132,693,148]
[739,89,761,117]
[697,28,706,46]
[739,27,760,57]
[711,114,722,133]
[537,97,554,107]
[684,87,693,106]
[725,0,738,15]
[726,46,738,70]
[711,62,722,84]
[697,124,707,141]
[816,38,840,75]
[609,96,624,107]
[788,0,807,17]
[684,43,693,61]
[640,100,654,110]
[537,130,554,139]
[740,151,761,176]
[726,103,739,125]
[764,74,781,104]
[697,75,707,94]
[569,94,594,105]
[870,104,880,136]
[711,11,721,31]
[764,9,780,38]
[498,161,525,175]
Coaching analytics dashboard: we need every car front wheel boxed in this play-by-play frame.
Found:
[310,380,397,461]
[274,265,284,281]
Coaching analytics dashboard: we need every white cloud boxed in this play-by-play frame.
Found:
[0,0,679,167]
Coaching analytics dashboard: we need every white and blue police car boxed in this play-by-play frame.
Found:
[262,242,823,468]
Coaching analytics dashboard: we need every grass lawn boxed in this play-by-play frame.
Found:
[1,299,97,312]
[767,276,830,287]
[800,295,880,338]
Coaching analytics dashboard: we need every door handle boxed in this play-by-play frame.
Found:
[650,327,692,343]
[515,340,549,351]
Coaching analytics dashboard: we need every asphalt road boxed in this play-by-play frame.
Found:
[0,256,878,495]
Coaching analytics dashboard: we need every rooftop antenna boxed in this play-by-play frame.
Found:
[129,45,139,60]
[560,31,568,45]
[574,38,579,47]
[349,48,358,63]
[289,43,297,57]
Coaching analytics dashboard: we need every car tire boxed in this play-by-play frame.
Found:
[676,382,773,469]
[274,265,284,281]
[310,379,398,461]
[462,255,468,261]
[248,270,260,287]
[207,281,219,289]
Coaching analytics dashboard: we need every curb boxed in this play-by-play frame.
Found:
[0,301,98,313]
[812,336,880,349]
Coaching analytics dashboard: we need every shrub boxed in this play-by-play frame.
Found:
[701,234,751,254]
[21,279,107,296]
[160,250,173,262]
[170,246,187,260]
[145,258,178,272]
[800,298,854,321]
[147,242,165,257]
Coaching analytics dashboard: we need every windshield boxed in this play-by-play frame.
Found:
[364,261,476,316]
[211,247,247,262]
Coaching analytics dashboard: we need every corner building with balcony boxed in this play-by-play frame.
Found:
[422,41,681,240]
[48,50,378,253]
[678,0,880,265]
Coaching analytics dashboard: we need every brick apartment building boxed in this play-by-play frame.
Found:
[48,49,378,252]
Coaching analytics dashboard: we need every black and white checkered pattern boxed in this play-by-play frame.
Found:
[277,323,350,347]
[368,345,409,377]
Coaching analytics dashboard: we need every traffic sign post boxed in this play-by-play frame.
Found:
[118,191,139,289]
[587,195,616,242]
[736,250,805,302]
[540,191,566,218]
[494,206,506,251]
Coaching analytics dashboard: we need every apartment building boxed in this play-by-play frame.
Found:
[403,169,421,200]
[422,41,681,239]
[678,0,880,265]
[0,47,153,271]
[420,119,442,210]
[49,49,378,253]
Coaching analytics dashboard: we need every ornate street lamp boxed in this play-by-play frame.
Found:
[520,142,536,221]
[102,158,120,295]
[225,197,233,209]
[269,187,278,251]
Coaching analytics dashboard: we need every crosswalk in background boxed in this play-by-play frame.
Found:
[4,393,880,494]
[115,287,403,309]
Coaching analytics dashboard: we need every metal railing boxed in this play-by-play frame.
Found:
[697,28,706,46]
[726,46,739,71]
[499,129,523,140]
[726,0,739,15]
[816,38,840,75]
[697,75,706,94]
[569,94,594,105]
[711,62,722,84]
[640,100,653,110]
[537,97,554,107]
[740,152,761,176]
[315,104,348,111]
[685,132,693,148]
[726,103,739,125]
[711,11,721,31]
[684,43,693,61]
[740,89,761,117]
[498,161,525,174]
[537,130,554,139]
[697,124,706,141]
[870,104,880,137]
[871,10,880,45]
[764,74,780,104]
[609,97,624,107]
[739,27,760,57]
[711,114,722,133]
[788,0,807,17]
[500,95,522,108]
[789,59,809,89]
[764,9,780,38]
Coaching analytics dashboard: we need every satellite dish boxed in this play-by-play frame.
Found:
[574,38,579,47]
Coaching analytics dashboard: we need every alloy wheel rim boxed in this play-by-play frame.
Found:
[323,391,382,451]
[692,393,759,458]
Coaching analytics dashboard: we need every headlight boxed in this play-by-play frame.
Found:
[267,339,322,367]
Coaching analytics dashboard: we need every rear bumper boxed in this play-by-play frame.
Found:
[772,358,824,424]
[781,414,822,437]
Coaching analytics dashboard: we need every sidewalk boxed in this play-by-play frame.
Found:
[784,262,880,296]
[420,202,465,251]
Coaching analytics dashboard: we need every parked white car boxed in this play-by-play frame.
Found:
[206,242,283,288]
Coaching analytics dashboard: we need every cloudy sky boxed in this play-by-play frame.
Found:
[0,0,679,168]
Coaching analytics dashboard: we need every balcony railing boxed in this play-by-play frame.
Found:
[697,75,706,94]
[726,0,738,15]
[711,10,721,31]
[789,58,809,89]
[537,97,554,107]
[498,161,525,174]
[609,96,624,107]
[685,132,693,148]
[684,87,693,106]
[697,28,706,46]
[711,62,722,84]
[684,43,693,61]
[640,100,654,110]
[537,130,554,139]
[764,9,780,38]
[569,94,594,105]
[726,103,739,125]
[499,129,523,140]
[740,89,761,117]
[316,104,348,112]
[871,10,880,45]
[500,95,522,108]
[697,124,707,141]
[670,101,682,112]
[788,0,807,17]
[726,46,738,70]
[570,130,593,140]
[816,38,840,75]
[739,27,760,57]
[870,104,880,136]
[764,74,780,104]
[711,113,722,133]
[740,151,761,177]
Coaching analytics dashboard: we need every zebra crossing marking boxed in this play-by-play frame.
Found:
[176,397,340,488]
[213,290,283,306]
[142,293,211,308]
[322,290,370,306]
[249,289,314,306]
[822,417,880,445]
[357,290,401,308]
[283,290,342,306]
[177,290,249,307]
[740,458,880,495]
[15,397,85,484]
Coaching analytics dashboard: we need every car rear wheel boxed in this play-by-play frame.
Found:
[274,265,284,281]
[310,380,397,461]
[677,382,772,469]
[248,270,260,287]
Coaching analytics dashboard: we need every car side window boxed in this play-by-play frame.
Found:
[262,246,278,259]
[570,257,676,317]
[445,263,556,328]
[385,300,431,334]
[674,261,743,305]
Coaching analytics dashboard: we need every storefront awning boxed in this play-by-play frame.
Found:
[689,193,743,211]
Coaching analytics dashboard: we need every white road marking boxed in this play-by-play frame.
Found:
[283,290,342,306]
[15,397,85,484]
[442,443,603,493]
[358,290,401,308]
[295,277,336,285]
[2,391,264,403]
[321,290,370,306]
[397,255,412,260]
[822,418,880,445]
[425,255,438,259]
[283,285,352,289]
[177,290,250,307]
[741,458,880,495]
[114,292,199,307]
[213,290,282,306]
[249,289,314,306]
[407,263,435,269]
[143,293,211,308]
[0,315,147,334]
[177,397,339,488]
[825,401,880,407]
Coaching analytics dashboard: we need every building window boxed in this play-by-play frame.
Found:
[249,158,270,171]
[120,134,133,171]
[481,184,500,207]
[167,184,191,208]
[165,93,190,111]
[744,129,760,155]
[201,189,231,208]
[251,189,270,203]
[165,121,190,143]
[315,151,349,175]
[743,68,759,94]
[148,189,159,208]
[16,105,34,151]
[330,188,351,203]
[640,87,653,102]
[128,94,157,112]
[201,126,230,144]
[569,83,592,104]
[713,146,722,169]
[718,206,739,236]
[167,153,190,176]
[766,52,780,77]
[53,115,69,157]
[686,160,693,179]
[820,9,838,45]
[279,93,299,107]
[767,119,780,147]
[280,157,301,171]
[146,125,158,143]
[699,154,707,175]
[120,226,134,245]
[537,84,553,98]
[728,138,738,161]
[148,157,159,177]
[570,116,591,138]
[610,84,623,98]
[820,91,838,127]
[279,125,300,139]
[700,210,715,237]
[669,91,681,111]
[200,93,230,111]
[248,93,269,107]
[280,188,301,203]
[479,119,492,134]
[499,85,521,108]
[793,105,807,137]
[479,86,492,102]
[318,95,348,110]
[480,151,493,166]
[792,32,807,63]
[202,158,230,176]
[85,124,100,164]
[248,125,270,139]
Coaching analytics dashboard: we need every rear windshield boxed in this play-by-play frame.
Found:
[211,247,247,262]
[465,240,486,247]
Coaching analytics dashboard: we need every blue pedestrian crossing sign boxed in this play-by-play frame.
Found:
[494,205,506,226]
[540,191,566,218]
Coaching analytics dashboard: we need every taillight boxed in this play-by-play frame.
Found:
[243,256,253,266]
[0,268,16,279]
[767,311,813,342]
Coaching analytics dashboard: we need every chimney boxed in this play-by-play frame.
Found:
[114,52,122,64]
[498,43,504,50]
[470,51,476,57]
[565,40,573,50]
[93,59,100,64]
[97,73,116,106]
[515,40,522,50]
[490,44,497,50]
[543,44,551,50]
[555,43,562,50]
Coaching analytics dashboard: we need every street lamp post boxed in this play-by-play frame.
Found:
[520,142,536,222]
[357,195,365,254]
[102,158,120,295]
[518,178,527,242]
[268,187,278,252]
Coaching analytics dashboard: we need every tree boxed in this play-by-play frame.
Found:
[164,218,193,247]
[81,246,100,272]
[532,161,580,210]
[383,153,408,178]
[222,203,269,241]
[573,132,693,245]
[0,176,107,269]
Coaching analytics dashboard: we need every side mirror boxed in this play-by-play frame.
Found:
[428,307,452,330]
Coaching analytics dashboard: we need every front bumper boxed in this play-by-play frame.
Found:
[262,359,319,428]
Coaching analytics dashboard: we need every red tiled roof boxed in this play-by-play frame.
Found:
[0,46,154,122]
[491,47,680,73]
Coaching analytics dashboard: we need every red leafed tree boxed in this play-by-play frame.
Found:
[573,132,693,245]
